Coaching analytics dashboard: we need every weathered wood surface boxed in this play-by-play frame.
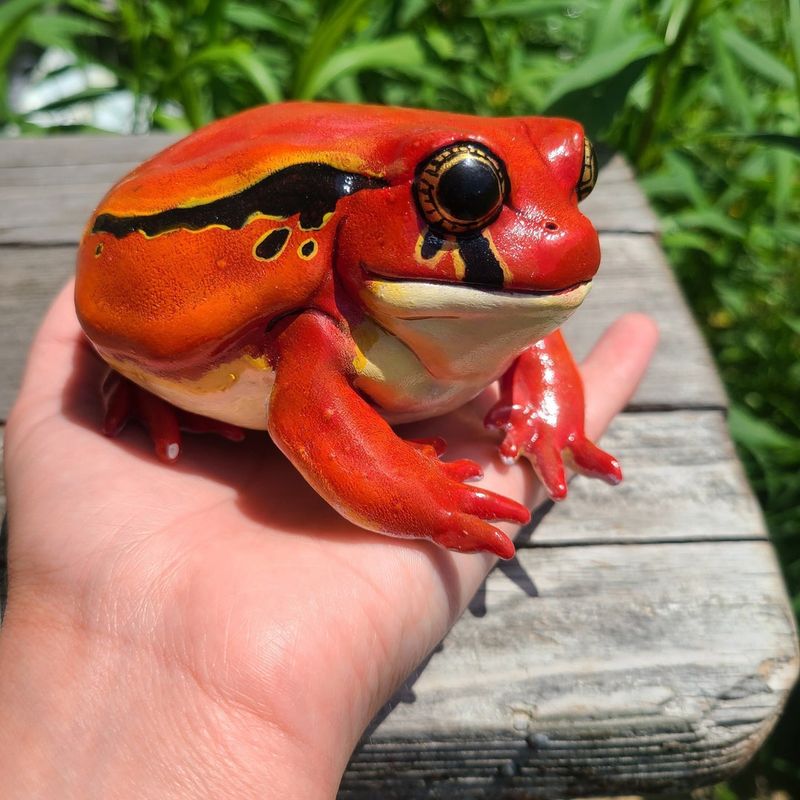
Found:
[341,541,796,798]
[0,134,796,799]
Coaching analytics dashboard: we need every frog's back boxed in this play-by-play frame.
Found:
[75,102,408,370]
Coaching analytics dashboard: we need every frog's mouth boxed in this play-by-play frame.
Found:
[358,276,592,379]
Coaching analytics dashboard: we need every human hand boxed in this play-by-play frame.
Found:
[0,282,657,799]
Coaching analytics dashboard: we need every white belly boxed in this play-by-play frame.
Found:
[99,279,590,429]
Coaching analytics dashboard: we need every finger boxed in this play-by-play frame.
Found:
[580,312,659,440]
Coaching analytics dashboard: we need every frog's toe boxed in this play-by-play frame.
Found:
[434,516,517,560]
[102,369,180,461]
[568,438,622,485]
[525,438,568,501]
[406,436,447,457]
[178,410,246,442]
[100,370,245,463]
[441,458,483,482]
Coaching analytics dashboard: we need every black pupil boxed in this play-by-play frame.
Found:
[436,157,500,222]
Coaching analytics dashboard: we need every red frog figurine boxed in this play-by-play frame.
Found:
[75,102,621,560]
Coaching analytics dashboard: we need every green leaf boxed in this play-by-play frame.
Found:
[720,26,794,88]
[170,43,283,104]
[543,31,663,136]
[292,0,373,99]
[729,404,800,452]
[225,49,283,104]
[224,2,304,42]
[746,133,800,153]
[0,0,48,30]
[467,0,581,19]
[299,34,425,99]
[21,85,116,115]
[64,0,115,22]
[0,0,51,120]
[710,19,754,130]
[789,0,800,97]
[546,32,663,106]
[590,0,638,55]
[783,316,800,336]
[25,11,109,50]
[674,208,746,239]
[397,0,429,27]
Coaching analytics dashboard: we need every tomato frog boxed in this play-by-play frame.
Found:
[75,101,621,560]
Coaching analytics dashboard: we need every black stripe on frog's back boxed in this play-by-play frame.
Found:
[93,163,388,238]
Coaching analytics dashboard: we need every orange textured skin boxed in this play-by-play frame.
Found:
[76,102,597,368]
[76,101,622,558]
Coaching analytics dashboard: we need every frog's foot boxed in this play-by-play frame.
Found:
[268,312,530,559]
[101,370,245,463]
[485,402,621,500]
[486,332,621,501]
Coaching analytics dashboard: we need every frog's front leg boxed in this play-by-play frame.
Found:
[267,311,530,559]
[485,330,622,500]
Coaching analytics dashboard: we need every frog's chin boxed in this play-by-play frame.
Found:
[358,277,592,380]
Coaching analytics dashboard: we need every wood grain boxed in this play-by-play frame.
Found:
[340,540,798,799]
[523,410,763,546]
[562,233,727,410]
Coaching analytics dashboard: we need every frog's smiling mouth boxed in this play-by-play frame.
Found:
[362,268,590,298]
[357,275,592,379]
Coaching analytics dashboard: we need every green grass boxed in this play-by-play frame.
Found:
[2,1,799,795]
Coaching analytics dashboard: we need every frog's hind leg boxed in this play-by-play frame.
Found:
[101,370,245,462]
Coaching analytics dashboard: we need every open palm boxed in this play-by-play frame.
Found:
[2,282,657,798]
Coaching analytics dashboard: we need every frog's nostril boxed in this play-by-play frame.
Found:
[544,221,559,232]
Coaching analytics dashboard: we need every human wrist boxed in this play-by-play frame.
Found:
[0,590,338,800]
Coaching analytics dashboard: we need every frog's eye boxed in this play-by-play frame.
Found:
[414,142,508,235]
[576,138,597,201]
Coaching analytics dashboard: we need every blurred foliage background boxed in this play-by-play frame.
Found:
[1,0,798,795]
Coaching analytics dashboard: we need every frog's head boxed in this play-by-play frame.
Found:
[337,115,598,293]
[334,112,600,374]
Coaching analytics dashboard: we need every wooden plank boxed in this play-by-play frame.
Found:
[0,233,724,421]
[340,540,799,798]
[0,138,656,245]
[0,134,181,168]
[522,410,763,546]
[0,245,64,421]
[0,426,4,521]
[582,154,659,234]
[562,232,727,410]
